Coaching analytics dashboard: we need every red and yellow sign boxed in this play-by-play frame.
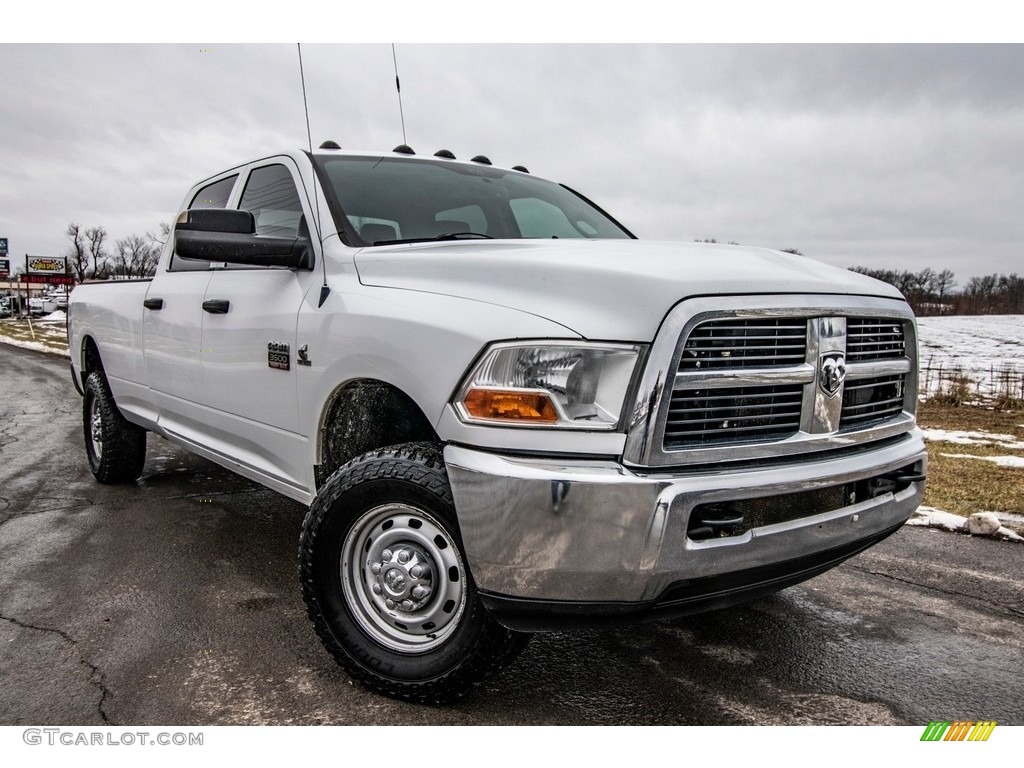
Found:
[21,274,75,285]
[28,257,67,274]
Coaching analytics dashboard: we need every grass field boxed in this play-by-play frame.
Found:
[917,401,1024,523]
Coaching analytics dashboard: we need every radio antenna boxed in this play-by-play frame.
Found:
[298,43,315,156]
[297,43,329,307]
[392,43,407,145]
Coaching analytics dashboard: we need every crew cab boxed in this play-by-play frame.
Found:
[69,145,927,702]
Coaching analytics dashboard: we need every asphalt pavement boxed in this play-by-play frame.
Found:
[1,343,1022,725]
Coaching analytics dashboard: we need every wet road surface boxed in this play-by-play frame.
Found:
[1,344,1022,725]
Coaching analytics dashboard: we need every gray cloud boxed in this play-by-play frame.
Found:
[1,44,1021,282]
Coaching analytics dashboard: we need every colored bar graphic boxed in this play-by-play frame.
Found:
[921,720,996,742]
[921,721,950,741]
[945,721,972,741]
[968,721,997,741]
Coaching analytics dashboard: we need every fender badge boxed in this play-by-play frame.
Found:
[298,344,311,366]
[268,342,290,371]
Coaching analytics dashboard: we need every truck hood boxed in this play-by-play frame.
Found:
[354,240,905,341]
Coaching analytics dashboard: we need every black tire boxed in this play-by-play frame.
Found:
[83,371,147,484]
[299,442,530,703]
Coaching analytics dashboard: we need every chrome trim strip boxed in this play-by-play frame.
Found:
[845,357,912,379]
[808,316,846,433]
[673,363,815,389]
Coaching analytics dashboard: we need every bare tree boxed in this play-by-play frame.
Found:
[113,235,159,279]
[85,226,109,279]
[933,269,956,309]
[998,273,1024,313]
[963,274,999,314]
[140,241,160,277]
[65,223,89,282]
[146,221,172,249]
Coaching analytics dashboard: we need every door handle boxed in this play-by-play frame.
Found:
[143,298,163,310]
[202,299,230,314]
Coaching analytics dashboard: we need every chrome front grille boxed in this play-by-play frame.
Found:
[664,384,803,448]
[680,319,807,370]
[656,307,916,456]
[841,374,905,428]
[846,317,906,361]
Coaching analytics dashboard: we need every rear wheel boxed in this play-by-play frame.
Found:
[299,442,529,703]
[83,371,146,484]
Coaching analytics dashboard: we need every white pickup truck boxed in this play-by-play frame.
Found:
[69,146,926,702]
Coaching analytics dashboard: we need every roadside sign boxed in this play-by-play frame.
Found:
[27,256,66,275]
[21,274,75,285]
[0,237,8,253]
[0,258,9,278]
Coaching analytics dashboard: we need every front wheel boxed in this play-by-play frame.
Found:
[299,443,529,703]
[83,371,146,484]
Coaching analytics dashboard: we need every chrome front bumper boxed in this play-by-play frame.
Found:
[445,432,926,626]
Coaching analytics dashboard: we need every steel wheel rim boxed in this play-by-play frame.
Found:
[341,503,467,653]
[89,396,103,460]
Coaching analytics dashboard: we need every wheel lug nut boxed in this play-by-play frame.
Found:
[401,599,414,611]
[381,549,393,561]
[372,583,382,595]
[410,565,423,578]
[371,563,381,575]
[397,550,410,564]
[385,599,395,610]
[412,585,426,599]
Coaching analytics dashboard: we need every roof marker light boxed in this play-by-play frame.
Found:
[470,155,492,165]
[319,140,341,149]
[393,144,415,155]
[434,149,456,159]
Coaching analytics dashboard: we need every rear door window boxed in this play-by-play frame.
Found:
[239,164,305,239]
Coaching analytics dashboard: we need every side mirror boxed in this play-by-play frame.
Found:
[174,209,314,270]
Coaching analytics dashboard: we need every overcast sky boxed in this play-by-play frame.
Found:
[1,43,1022,282]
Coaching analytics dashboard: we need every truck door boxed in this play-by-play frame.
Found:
[198,160,320,496]
[143,173,236,438]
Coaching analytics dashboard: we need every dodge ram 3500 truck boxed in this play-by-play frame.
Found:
[69,146,926,702]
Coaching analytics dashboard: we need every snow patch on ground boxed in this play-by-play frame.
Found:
[920,428,1024,449]
[38,310,67,322]
[0,338,68,357]
[907,506,969,532]
[908,506,1024,542]
[939,453,1024,468]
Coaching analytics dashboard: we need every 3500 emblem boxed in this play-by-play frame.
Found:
[268,342,290,371]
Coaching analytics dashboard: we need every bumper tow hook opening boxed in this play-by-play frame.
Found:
[689,505,744,541]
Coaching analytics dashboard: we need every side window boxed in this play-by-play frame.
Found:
[169,174,238,272]
[191,175,237,209]
[239,164,305,238]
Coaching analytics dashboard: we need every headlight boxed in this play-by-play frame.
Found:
[454,342,643,429]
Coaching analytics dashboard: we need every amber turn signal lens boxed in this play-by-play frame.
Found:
[462,389,559,423]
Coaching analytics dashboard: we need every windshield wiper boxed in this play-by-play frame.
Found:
[368,232,494,246]
[432,232,493,241]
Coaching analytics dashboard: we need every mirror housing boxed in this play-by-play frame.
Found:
[174,209,314,270]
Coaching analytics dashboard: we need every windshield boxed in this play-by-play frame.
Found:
[314,155,633,246]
